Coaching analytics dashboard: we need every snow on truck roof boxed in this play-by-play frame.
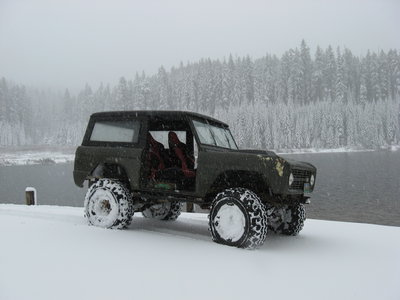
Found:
[90,110,229,127]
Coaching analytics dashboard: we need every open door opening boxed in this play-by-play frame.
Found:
[144,118,197,192]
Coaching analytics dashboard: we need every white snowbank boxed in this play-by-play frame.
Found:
[0,149,75,166]
[0,204,399,300]
[277,147,377,154]
[389,145,400,152]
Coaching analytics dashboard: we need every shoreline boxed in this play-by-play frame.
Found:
[0,146,76,166]
[0,145,399,166]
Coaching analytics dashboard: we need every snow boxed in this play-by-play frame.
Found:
[1,204,399,300]
[276,147,377,155]
[389,145,400,152]
[0,148,75,166]
[214,203,245,242]
[85,188,120,228]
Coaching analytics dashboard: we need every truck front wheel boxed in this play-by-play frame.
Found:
[266,204,306,236]
[209,188,267,249]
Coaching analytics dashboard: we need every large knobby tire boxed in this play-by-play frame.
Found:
[84,178,134,229]
[209,188,268,249]
[142,202,182,221]
[266,204,306,236]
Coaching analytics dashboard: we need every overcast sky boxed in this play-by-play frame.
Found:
[0,0,399,91]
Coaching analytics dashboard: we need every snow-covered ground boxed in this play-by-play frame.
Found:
[0,204,399,300]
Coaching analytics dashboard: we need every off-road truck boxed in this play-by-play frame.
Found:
[74,111,316,249]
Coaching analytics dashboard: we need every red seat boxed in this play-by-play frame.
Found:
[168,131,195,178]
[147,133,165,179]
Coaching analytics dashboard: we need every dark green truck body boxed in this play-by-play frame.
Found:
[73,111,316,208]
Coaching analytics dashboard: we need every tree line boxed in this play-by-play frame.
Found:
[1,41,399,150]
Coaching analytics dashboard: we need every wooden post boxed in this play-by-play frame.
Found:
[25,187,37,205]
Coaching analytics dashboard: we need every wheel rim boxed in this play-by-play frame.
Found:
[88,188,119,228]
[96,199,112,216]
[214,202,246,242]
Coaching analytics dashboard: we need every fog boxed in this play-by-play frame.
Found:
[0,0,399,91]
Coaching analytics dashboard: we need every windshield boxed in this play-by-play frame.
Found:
[192,119,238,150]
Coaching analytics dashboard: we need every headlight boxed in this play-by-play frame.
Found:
[310,174,315,186]
[289,173,294,186]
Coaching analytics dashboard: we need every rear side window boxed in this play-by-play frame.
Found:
[90,120,140,143]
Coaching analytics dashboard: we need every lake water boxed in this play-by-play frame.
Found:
[281,151,400,226]
[1,151,399,226]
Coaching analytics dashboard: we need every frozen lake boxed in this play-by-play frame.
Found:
[0,150,399,226]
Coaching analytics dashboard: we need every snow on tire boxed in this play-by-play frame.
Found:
[142,202,182,221]
[84,178,134,229]
[266,204,306,236]
[209,188,267,249]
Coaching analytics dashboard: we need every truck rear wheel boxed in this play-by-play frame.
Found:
[209,188,267,249]
[142,202,182,221]
[84,178,134,229]
[266,204,306,235]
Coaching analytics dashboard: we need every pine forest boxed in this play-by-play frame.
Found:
[1,41,399,151]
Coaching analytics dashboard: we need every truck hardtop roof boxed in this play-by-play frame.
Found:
[90,110,228,127]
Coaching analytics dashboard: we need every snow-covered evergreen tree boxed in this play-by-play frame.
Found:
[0,42,399,149]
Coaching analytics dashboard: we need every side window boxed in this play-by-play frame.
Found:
[90,120,140,143]
[225,128,237,149]
[192,119,238,149]
[192,120,216,146]
[209,126,229,148]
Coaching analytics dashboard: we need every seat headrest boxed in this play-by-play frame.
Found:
[168,131,181,145]
[148,133,158,147]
